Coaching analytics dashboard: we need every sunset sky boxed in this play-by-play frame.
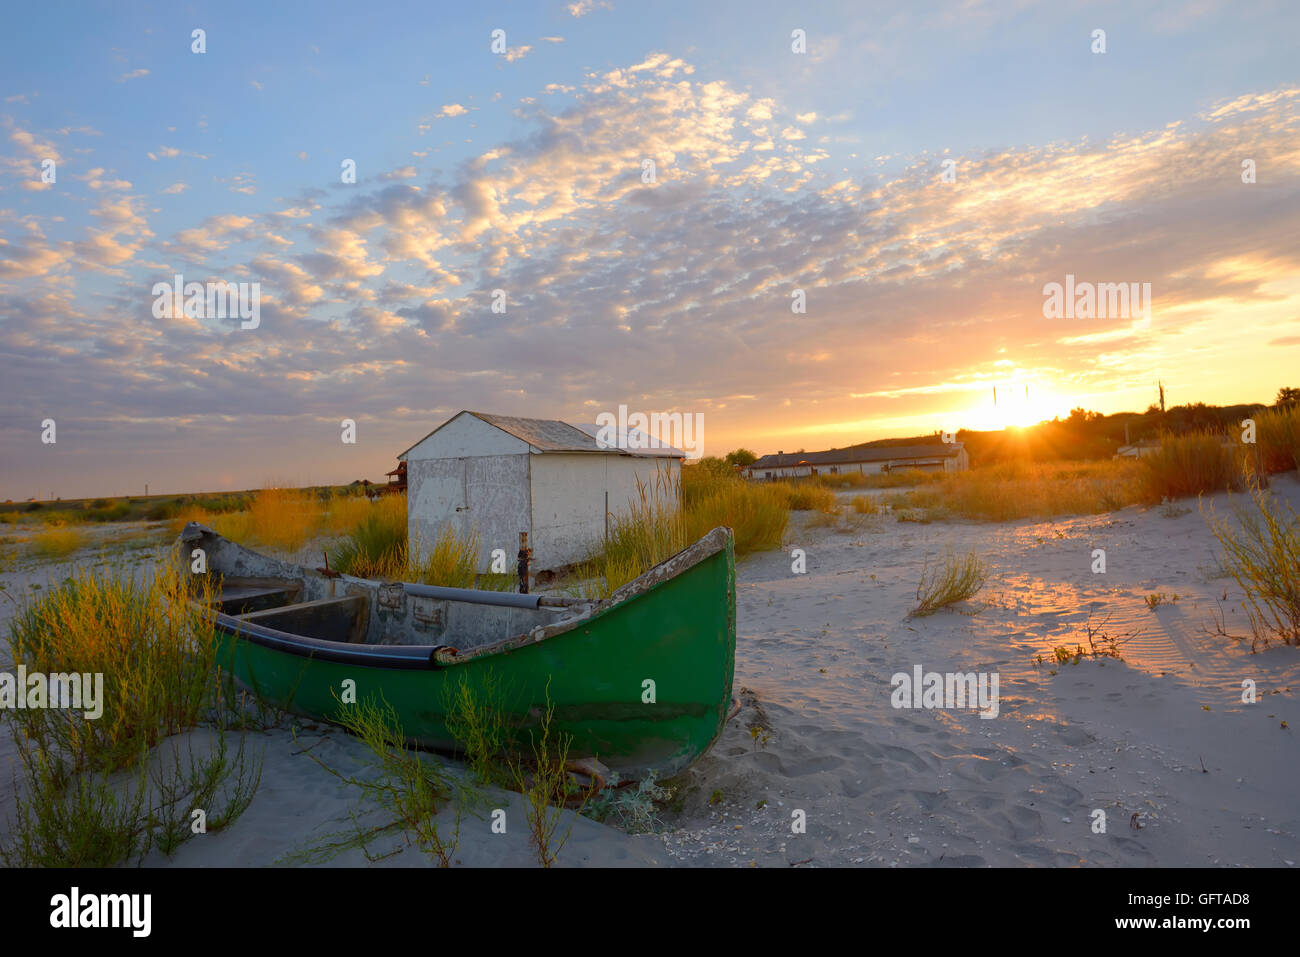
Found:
[2,0,1298,499]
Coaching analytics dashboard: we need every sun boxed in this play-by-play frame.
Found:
[960,383,1066,432]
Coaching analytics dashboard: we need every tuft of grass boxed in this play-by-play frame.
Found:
[323,491,378,536]
[444,671,510,787]
[1133,432,1241,503]
[1,564,262,865]
[884,459,1141,522]
[6,565,224,773]
[414,524,483,589]
[577,471,687,597]
[310,694,460,866]
[682,472,787,556]
[0,754,153,867]
[1254,404,1300,475]
[29,525,85,560]
[910,547,988,617]
[510,679,587,868]
[771,481,838,512]
[1204,489,1300,649]
[850,494,879,515]
[331,494,407,577]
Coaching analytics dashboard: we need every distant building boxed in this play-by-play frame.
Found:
[398,411,683,572]
[1115,437,1161,459]
[743,442,969,480]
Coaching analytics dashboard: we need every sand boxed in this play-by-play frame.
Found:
[1,477,1297,867]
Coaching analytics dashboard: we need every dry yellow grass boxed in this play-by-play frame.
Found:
[885,459,1141,521]
[29,525,86,559]
[771,482,838,512]
[170,488,393,552]
[323,492,379,535]
[850,495,879,515]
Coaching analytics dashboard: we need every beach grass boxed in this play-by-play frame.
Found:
[578,472,687,596]
[850,494,879,515]
[1204,489,1300,649]
[884,459,1140,522]
[29,524,86,560]
[771,481,838,512]
[444,670,510,787]
[330,494,407,576]
[1,562,263,865]
[682,471,788,556]
[5,564,224,773]
[1254,404,1300,475]
[911,547,988,616]
[1132,431,1242,503]
[302,694,459,866]
[510,679,586,868]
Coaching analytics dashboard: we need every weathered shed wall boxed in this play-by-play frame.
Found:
[406,414,534,569]
[530,454,680,570]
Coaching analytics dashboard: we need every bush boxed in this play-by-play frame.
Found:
[1204,490,1300,648]
[30,526,85,559]
[771,481,837,512]
[1254,405,1300,475]
[1133,432,1242,503]
[911,548,987,616]
[683,473,787,556]
[850,495,879,515]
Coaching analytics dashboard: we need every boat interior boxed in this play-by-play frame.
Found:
[204,573,589,652]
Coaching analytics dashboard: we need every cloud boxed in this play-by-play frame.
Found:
[160,182,188,194]
[4,59,1300,491]
[147,145,208,161]
[567,0,612,16]
[504,46,532,63]
[118,69,149,82]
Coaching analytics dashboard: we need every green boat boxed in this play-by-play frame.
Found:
[181,522,736,778]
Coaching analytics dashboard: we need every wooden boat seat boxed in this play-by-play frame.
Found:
[213,578,302,615]
[236,595,369,644]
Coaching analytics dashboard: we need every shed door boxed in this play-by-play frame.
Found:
[409,457,469,560]
[465,454,531,570]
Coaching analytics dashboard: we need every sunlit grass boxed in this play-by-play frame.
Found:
[578,472,688,596]
[29,524,86,560]
[1254,404,1300,475]
[1133,431,1242,503]
[6,563,224,772]
[850,494,879,515]
[770,481,838,512]
[885,459,1141,521]
[911,548,988,617]
[682,472,787,557]
[1204,489,1300,649]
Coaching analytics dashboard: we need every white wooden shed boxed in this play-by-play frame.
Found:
[398,411,684,573]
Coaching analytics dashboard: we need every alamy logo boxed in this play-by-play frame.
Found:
[50,887,151,937]
[0,666,104,719]
[891,665,999,719]
[594,404,704,459]
[1042,274,1151,328]
[152,273,261,329]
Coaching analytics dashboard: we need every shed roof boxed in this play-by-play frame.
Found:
[746,442,963,470]
[398,410,685,459]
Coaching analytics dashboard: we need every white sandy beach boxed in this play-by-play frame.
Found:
[1,478,1297,867]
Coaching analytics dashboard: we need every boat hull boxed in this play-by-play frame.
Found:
[211,531,736,778]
